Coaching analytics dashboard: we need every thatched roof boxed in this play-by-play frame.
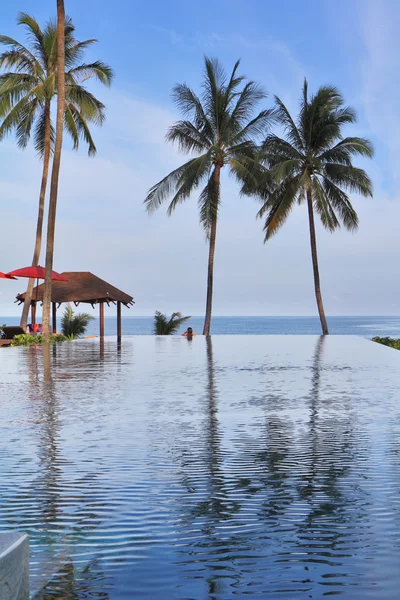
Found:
[16,272,134,307]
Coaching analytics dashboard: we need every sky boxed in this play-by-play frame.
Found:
[0,0,399,317]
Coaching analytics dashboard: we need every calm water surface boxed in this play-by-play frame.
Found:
[1,336,400,598]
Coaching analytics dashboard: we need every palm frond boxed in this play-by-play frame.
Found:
[259,173,304,240]
[0,92,38,140]
[270,158,303,183]
[198,169,219,236]
[228,141,267,192]
[144,153,211,214]
[312,177,340,232]
[0,13,111,156]
[229,80,266,131]
[166,120,211,153]
[172,83,214,139]
[167,153,212,215]
[65,102,97,155]
[323,163,373,197]
[67,61,114,86]
[17,13,44,57]
[61,304,94,337]
[14,97,37,149]
[203,56,227,133]
[318,137,374,163]
[231,108,274,144]
[322,177,359,230]
[153,311,191,335]
[0,35,42,74]
[33,103,54,156]
[273,95,304,151]
[262,134,304,163]
[65,85,105,124]
[65,39,97,68]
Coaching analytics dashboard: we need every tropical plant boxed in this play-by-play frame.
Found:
[61,304,94,338]
[144,57,273,335]
[154,311,191,335]
[0,11,113,329]
[372,337,400,350]
[11,333,68,346]
[254,81,373,334]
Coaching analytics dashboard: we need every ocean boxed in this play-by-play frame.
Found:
[1,315,400,338]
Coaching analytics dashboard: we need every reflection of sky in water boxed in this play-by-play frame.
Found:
[1,336,400,599]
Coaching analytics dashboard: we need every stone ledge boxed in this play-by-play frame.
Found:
[0,533,29,600]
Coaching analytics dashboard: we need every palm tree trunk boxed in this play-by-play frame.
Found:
[20,101,52,330]
[42,0,65,341]
[307,189,329,335]
[202,166,220,336]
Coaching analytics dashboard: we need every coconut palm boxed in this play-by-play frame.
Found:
[42,0,66,340]
[154,311,191,335]
[144,57,273,335]
[256,81,373,334]
[0,12,113,328]
[61,304,94,337]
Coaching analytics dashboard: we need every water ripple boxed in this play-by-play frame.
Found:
[0,335,400,598]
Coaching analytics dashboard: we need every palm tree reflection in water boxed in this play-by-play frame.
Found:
[24,346,111,599]
[176,336,366,596]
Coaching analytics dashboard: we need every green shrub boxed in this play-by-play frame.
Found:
[372,336,400,350]
[61,304,94,337]
[11,333,69,346]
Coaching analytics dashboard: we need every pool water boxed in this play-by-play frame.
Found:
[1,336,400,599]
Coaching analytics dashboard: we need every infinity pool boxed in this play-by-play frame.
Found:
[1,336,400,598]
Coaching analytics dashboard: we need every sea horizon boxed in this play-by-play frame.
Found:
[2,314,400,338]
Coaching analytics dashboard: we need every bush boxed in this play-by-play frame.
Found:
[11,333,69,346]
[61,304,95,337]
[372,337,400,350]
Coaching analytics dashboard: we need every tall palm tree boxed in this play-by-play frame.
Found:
[144,57,272,335]
[153,311,191,335]
[256,81,373,334]
[0,12,113,328]
[42,0,66,340]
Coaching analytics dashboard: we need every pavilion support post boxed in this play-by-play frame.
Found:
[31,302,36,325]
[117,301,122,342]
[99,302,105,339]
[52,302,57,334]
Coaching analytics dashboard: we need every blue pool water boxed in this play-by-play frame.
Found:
[1,336,400,598]
[2,314,400,337]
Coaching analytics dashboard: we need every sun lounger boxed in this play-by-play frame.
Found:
[1,326,25,340]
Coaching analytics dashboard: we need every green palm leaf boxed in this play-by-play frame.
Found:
[144,56,273,335]
[153,311,191,335]
[0,13,113,156]
[61,304,94,337]
[250,79,373,334]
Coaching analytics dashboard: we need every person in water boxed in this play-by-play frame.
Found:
[183,327,196,339]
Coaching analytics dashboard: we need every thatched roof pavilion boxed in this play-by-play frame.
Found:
[16,272,134,339]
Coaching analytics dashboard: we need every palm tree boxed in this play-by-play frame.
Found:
[256,81,373,334]
[61,304,94,337]
[0,12,113,328]
[42,0,66,340]
[144,57,272,335]
[154,311,191,335]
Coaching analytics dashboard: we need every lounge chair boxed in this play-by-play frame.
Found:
[1,326,26,339]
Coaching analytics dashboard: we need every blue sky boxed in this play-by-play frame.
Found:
[0,0,399,317]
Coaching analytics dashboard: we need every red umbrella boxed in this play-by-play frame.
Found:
[7,266,68,281]
[7,266,69,310]
[0,272,17,280]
